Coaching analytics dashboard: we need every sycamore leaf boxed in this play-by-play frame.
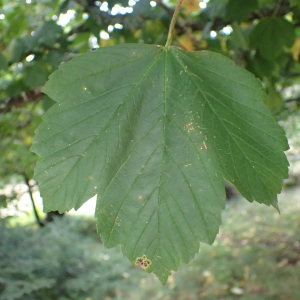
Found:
[225,0,258,22]
[264,84,284,113]
[249,17,295,61]
[246,52,277,79]
[200,0,227,20]
[6,38,26,64]
[32,44,289,283]
[24,65,48,89]
[32,21,63,47]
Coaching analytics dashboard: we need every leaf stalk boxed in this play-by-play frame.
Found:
[165,0,183,48]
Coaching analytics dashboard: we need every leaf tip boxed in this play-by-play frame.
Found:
[272,201,280,214]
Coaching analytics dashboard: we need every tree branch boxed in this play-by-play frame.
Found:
[0,87,43,114]
[23,173,44,227]
[154,0,173,16]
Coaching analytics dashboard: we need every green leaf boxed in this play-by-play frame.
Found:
[32,21,63,47]
[230,22,248,50]
[0,53,8,71]
[23,65,48,89]
[225,0,258,22]
[5,79,26,98]
[141,20,168,45]
[6,38,26,63]
[32,44,289,283]
[200,0,227,20]
[42,95,56,112]
[58,0,71,14]
[4,13,27,40]
[43,50,65,70]
[264,84,284,113]
[0,194,7,208]
[246,52,277,79]
[249,17,296,61]
[72,33,91,54]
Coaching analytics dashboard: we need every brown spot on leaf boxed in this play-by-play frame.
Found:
[136,255,151,270]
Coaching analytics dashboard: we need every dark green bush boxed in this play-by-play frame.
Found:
[0,216,144,300]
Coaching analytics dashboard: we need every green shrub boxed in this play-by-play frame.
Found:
[0,216,146,300]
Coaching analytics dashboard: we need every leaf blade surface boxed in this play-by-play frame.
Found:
[32,44,289,283]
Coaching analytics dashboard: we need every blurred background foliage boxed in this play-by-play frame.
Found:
[0,0,300,299]
[0,188,299,300]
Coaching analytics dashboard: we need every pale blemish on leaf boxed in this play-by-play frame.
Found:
[200,141,207,150]
[186,123,194,132]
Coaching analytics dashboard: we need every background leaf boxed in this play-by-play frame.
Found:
[23,65,49,89]
[225,0,258,22]
[249,17,296,61]
[0,53,8,71]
